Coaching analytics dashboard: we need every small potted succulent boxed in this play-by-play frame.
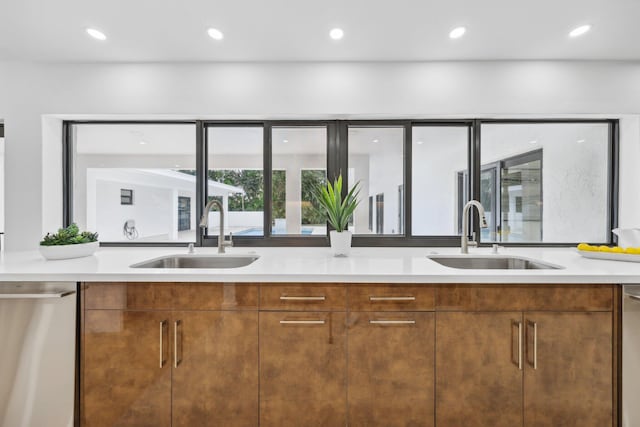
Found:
[316,175,360,257]
[39,223,99,260]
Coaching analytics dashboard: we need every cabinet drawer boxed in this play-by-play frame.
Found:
[436,284,613,312]
[172,283,258,311]
[260,284,346,311]
[84,282,173,310]
[349,285,435,311]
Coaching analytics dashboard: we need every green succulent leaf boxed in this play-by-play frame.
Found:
[40,223,99,246]
[314,174,361,232]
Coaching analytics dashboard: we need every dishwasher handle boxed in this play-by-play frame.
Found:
[0,291,76,299]
[628,295,640,302]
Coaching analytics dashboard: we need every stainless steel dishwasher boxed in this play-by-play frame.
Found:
[0,282,77,427]
[623,285,640,427]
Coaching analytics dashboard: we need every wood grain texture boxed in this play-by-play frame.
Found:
[172,283,258,311]
[348,312,435,427]
[523,312,613,427]
[259,311,347,427]
[436,312,523,427]
[436,284,613,312]
[260,284,347,311]
[84,283,173,310]
[83,310,171,427]
[348,285,435,311]
[171,311,258,427]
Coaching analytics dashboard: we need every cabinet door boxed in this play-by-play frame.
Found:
[524,312,613,427]
[259,311,347,427]
[348,312,435,427]
[171,311,259,427]
[83,310,171,427]
[436,312,524,427]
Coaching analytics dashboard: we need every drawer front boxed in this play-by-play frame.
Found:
[349,285,435,311]
[260,284,346,311]
[436,284,613,312]
[84,282,173,310]
[172,283,258,311]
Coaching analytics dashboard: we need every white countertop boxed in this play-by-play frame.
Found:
[0,246,639,284]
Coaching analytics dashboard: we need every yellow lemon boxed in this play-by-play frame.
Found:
[577,243,591,251]
[626,247,640,255]
[598,245,611,252]
[611,246,624,253]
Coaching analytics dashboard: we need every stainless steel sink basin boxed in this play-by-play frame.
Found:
[131,254,259,269]
[427,255,562,270]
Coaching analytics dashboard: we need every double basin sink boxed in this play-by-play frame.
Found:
[130,253,562,270]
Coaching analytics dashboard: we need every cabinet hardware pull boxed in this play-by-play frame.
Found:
[369,320,416,325]
[279,320,326,325]
[517,321,523,370]
[629,295,640,302]
[527,320,538,370]
[159,320,167,368]
[369,296,416,301]
[279,296,326,301]
[174,320,182,368]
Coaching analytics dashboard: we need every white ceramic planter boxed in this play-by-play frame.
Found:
[330,230,352,257]
[39,241,99,260]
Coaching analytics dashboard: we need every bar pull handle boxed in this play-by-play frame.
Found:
[0,291,76,299]
[369,296,416,301]
[279,319,326,325]
[511,321,523,370]
[369,319,416,325]
[527,320,538,370]
[174,320,182,368]
[159,320,167,368]
[280,296,326,301]
[628,295,640,302]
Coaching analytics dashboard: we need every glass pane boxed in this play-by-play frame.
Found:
[412,126,469,236]
[271,127,327,236]
[207,127,264,237]
[481,122,610,243]
[348,126,404,235]
[73,123,196,243]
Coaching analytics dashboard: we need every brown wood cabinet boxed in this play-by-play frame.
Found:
[523,312,613,427]
[83,310,172,427]
[259,311,347,427]
[81,283,259,427]
[348,311,435,427]
[81,282,617,427]
[435,285,614,427]
[436,312,524,427]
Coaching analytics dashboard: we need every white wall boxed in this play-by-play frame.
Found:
[1,60,640,249]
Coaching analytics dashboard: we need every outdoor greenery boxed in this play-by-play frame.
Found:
[179,169,329,224]
[301,170,327,224]
[315,175,360,232]
[40,223,98,246]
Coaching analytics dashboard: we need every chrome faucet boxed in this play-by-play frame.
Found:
[461,200,489,254]
[199,199,233,254]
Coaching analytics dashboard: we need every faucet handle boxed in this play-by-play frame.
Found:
[223,232,234,247]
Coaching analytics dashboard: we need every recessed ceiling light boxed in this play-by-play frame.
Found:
[207,28,224,40]
[86,28,107,41]
[449,27,466,39]
[416,141,424,145]
[372,139,379,143]
[577,139,585,143]
[569,24,591,38]
[175,164,180,168]
[139,141,147,145]
[283,139,288,143]
[329,28,344,40]
[529,140,538,144]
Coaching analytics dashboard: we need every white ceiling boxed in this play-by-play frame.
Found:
[2,0,640,62]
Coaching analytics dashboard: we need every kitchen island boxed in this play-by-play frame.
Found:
[0,246,633,426]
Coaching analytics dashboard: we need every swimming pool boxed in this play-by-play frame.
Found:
[233,227,314,236]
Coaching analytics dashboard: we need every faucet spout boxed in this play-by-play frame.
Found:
[461,200,489,254]
[200,199,233,254]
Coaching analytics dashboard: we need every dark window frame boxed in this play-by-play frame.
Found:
[62,118,619,248]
